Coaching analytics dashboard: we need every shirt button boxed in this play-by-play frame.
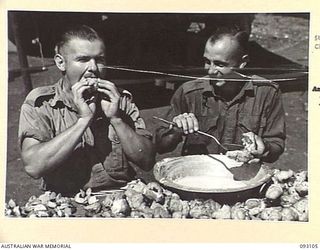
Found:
[113,136,120,144]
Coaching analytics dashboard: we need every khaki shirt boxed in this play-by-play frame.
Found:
[18,77,152,195]
[156,75,286,163]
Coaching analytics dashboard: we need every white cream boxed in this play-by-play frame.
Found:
[174,175,247,189]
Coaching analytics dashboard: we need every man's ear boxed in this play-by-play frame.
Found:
[239,54,249,68]
[54,54,66,72]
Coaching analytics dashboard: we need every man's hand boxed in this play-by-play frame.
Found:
[72,79,97,120]
[172,113,199,134]
[242,132,266,164]
[96,79,120,119]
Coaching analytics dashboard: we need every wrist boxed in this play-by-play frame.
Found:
[77,116,93,127]
[162,125,183,138]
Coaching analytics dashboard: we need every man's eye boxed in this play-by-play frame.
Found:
[214,62,227,68]
[78,57,90,62]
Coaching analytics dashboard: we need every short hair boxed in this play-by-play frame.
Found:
[54,24,103,54]
[206,26,249,54]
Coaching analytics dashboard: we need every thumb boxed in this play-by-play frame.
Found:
[248,158,261,164]
[88,96,97,111]
[251,135,265,155]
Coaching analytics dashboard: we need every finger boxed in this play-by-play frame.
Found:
[173,116,183,129]
[248,158,261,164]
[97,79,115,87]
[180,113,190,134]
[120,95,128,111]
[185,115,195,133]
[97,80,120,96]
[71,79,88,92]
[85,95,97,104]
[75,85,92,98]
[96,81,120,97]
[96,88,118,102]
[250,133,258,151]
[252,135,265,155]
[72,81,96,99]
[188,113,199,131]
[88,101,96,113]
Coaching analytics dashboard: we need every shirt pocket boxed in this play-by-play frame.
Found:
[238,113,267,136]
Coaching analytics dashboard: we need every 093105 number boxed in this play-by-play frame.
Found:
[300,244,319,248]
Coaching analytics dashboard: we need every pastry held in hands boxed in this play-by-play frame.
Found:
[83,77,99,100]
[241,134,254,150]
[225,134,255,163]
[225,149,254,162]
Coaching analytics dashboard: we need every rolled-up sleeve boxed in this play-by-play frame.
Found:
[18,103,52,148]
[262,88,286,162]
[121,95,153,140]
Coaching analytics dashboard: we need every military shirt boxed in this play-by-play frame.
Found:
[18,77,152,195]
[156,75,286,163]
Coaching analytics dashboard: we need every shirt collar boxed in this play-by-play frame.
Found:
[202,78,254,101]
[49,77,78,111]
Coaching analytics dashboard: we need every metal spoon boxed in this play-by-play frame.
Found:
[153,116,228,151]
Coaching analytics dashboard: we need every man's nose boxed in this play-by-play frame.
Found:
[208,64,218,75]
[88,59,98,72]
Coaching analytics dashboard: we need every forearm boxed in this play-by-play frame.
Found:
[110,117,155,170]
[22,117,92,178]
[262,87,286,163]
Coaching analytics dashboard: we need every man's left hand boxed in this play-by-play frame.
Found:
[242,132,266,164]
[96,79,120,119]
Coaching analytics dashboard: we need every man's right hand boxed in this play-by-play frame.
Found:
[172,113,199,134]
[71,79,97,120]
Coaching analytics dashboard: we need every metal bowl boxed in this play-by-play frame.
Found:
[153,154,274,203]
